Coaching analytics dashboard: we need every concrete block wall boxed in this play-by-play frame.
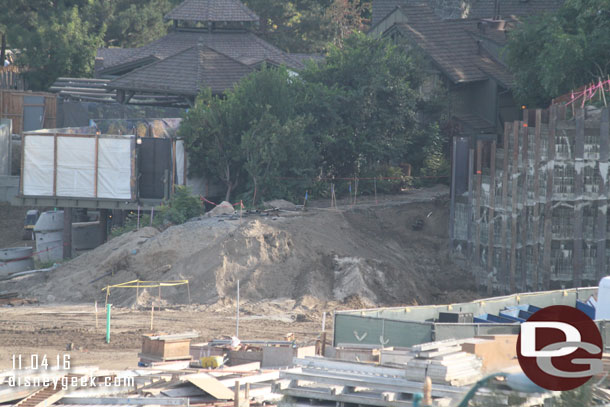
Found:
[452,106,610,293]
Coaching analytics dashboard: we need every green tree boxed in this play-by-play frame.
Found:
[179,89,245,202]
[180,66,318,203]
[505,0,610,107]
[300,33,426,178]
[19,5,105,90]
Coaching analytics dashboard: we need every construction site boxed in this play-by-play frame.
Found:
[2,0,610,405]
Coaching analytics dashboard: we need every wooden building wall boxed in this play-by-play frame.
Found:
[0,90,57,134]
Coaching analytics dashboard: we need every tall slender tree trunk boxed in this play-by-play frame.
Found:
[225,183,232,202]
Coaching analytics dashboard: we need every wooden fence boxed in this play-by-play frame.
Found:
[0,66,25,90]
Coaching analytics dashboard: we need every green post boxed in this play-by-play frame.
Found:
[106,304,111,343]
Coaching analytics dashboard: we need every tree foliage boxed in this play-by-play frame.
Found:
[179,67,318,202]
[505,0,610,107]
[180,34,444,204]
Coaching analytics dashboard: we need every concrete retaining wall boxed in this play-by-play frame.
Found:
[0,175,19,203]
[0,119,10,175]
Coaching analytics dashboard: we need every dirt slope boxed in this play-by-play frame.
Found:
[3,186,477,307]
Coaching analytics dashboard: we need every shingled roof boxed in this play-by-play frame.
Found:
[378,4,512,84]
[98,30,303,76]
[164,0,259,23]
[372,0,565,25]
[108,45,253,96]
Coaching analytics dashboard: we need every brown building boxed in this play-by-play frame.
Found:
[94,0,306,107]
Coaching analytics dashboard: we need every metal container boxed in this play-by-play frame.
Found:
[72,221,101,257]
[0,247,35,277]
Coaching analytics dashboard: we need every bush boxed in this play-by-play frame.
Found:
[110,186,204,238]
[157,186,204,224]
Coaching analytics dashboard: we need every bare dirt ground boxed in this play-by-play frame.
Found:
[0,301,326,370]
[0,186,479,372]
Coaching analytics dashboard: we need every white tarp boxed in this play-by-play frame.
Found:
[23,134,134,199]
[97,138,132,199]
[23,135,54,196]
[56,137,95,197]
[176,139,185,185]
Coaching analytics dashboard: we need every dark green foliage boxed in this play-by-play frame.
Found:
[557,381,594,407]
[505,0,610,107]
[301,33,424,178]
[180,66,319,204]
[181,34,447,203]
[158,185,205,224]
[110,186,203,237]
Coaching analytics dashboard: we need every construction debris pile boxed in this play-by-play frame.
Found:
[5,331,608,407]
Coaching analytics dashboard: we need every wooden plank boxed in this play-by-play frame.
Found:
[487,140,497,295]
[20,134,25,194]
[219,371,280,387]
[573,107,585,287]
[295,357,407,377]
[467,145,475,261]
[185,374,235,400]
[474,140,483,266]
[532,109,542,291]
[597,107,609,283]
[411,339,465,352]
[543,105,557,289]
[277,386,416,407]
[172,140,176,194]
[280,371,464,398]
[59,397,188,405]
[131,137,137,200]
[43,95,57,129]
[53,134,58,196]
[520,117,529,291]
[94,135,99,197]
[501,123,511,291]
[0,387,40,404]
[510,121,520,292]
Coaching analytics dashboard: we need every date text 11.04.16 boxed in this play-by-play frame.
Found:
[11,354,71,370]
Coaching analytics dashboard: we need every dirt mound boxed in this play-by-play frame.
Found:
[3,186,478,307]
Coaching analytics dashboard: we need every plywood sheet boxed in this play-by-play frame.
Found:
[186,374,234,400]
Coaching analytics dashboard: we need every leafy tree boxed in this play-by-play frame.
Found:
[179,89,245,202]
[181,34,444,203]
[180,66,318,203]
[505,0,610,107]
[300,33,426,178]
[19,5,105,90]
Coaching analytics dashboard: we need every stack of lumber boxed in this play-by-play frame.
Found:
[0,364,284,407]
[275,356,465,407]
[406,339,482,386]
[460,335,518,372]
[333,344,380,363]
[133,362,285,405]
[379,347,412,366]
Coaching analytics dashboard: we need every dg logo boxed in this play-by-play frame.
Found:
[517,305,603,391]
